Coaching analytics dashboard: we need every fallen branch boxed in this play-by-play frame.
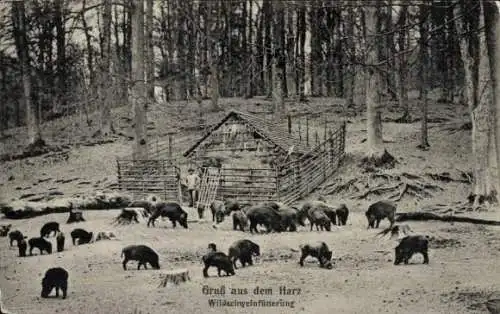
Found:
[395,212,500,226]
[324,178,359,195]
[389,183,408,201]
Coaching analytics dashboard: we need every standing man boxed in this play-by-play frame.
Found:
[185,168,201,209]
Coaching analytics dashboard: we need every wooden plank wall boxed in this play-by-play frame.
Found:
[217,167,277,204]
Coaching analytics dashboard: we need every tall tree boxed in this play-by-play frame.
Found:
[54,0,66,108]
[363,1,394,165]
[131,0,147,159]
[395,4,410,122]
[296,3,306,101]
[97,0,114,136]
[207,0,220,111]
[418,4,430,149]
[12,1,43,147]
[483,0,500,204]
[344,4,355,107]
[263,0,273,99]
[273,0,285,117]
[145,0,154,102]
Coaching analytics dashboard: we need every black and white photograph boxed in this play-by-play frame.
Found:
[0,0,500,313]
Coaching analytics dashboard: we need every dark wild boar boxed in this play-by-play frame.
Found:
[40,222,60,238]
[41,267,68,299]
[335,204,349,226]
[297,201,337,227]
[210,200,226,224]
[365,200,396,229]
[8,230,24,247]
[202,251,235,278]
[228,239,260,269]
[394,235,429,265]
[299,242,333,269]
[28,237,52,255]
[307,208,332,231]
[70,228,93,245]
[121,245,160,270]
[147,202,188,228]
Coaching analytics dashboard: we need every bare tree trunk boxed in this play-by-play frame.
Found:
[54,0,66,110]
[81,0,95,89]
[297,3,306,101]
[483,0,500,204]
[131,0,147,159]
[455,0,485,205]
[273,0,284,118]
[12,1,43,147]
[363,2,393,165]
[345,5,355,107]
[208,1,220,111]
[146,0,155,103]
[97,0,114,137]
[418,5,430,149]
[246,0,254,98]
[264,0,273,99]
[454,1,476,116]
[395,5,410,122]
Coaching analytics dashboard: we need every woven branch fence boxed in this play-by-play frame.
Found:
[116,159,181,201]
[277,122,346,204]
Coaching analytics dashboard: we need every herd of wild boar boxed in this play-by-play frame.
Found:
[0,198,430,301]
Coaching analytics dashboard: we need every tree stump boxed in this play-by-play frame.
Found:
[0,288,12,314]
[158,269,190,288]
[487,292,500,314]
[67,210,85,224]
[487,299,500,314]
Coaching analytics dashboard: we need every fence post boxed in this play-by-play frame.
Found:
[287,114,292,134]
[116,159,121,190]
[168,133,173,160]
[275,167,280,202]
[306,116,309,147]
[162,160,167,200]
[342,121,346,154]
[324,117,327,141]
[156,137,159,158]
[177,167,182,204]
[298,120,302,142]
[329,130,334,165]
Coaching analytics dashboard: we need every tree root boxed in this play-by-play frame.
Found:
[395,212,500,226]
[322,178,360,195]
[355,183,401,200]
[350,174,444,201]
[425,172,471,184]
[360,149,397,169]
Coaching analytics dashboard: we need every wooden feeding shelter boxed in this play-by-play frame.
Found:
[183,110,347,207]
